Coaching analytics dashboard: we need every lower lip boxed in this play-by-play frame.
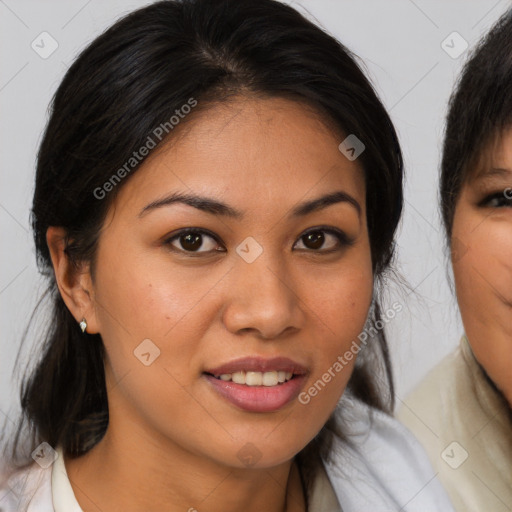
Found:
[204,374,306,413]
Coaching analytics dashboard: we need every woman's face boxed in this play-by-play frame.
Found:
[451,127,512,405]
[88,96,373,469]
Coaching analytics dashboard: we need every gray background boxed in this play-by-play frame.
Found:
[1,0,510,437]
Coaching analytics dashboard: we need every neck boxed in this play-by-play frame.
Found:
[65,418,306,512]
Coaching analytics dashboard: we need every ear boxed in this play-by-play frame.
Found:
[46,226,99,334]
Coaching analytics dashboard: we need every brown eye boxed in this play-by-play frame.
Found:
[165,229,222,253]
[294,228,351,252]
[302,231,325,249]
[180,233,203,251]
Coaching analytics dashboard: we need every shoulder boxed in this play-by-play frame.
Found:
[0,461,53,512]
[323,395,455,512]
[397,339,512,512]
[396,341,477,455]
[399,344,468,418]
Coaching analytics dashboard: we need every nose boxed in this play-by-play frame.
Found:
[221,254,305,340]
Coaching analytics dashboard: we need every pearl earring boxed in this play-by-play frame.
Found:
[79,318,87,333]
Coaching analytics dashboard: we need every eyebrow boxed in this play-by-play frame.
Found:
[139,190,361,219]
[473,167,512,182]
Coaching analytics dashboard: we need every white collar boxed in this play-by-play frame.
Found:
[52,446,83,511]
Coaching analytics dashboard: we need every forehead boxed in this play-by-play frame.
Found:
[114,95,366,217]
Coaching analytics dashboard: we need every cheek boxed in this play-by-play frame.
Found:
[298,259,374,395]
[453,221,512,308]
[321,250,373,324]
[315,274,373,342]
[94,241,218,335]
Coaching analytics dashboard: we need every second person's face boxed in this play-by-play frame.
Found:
[451,127,512,405]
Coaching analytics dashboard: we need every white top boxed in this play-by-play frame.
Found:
[397,336,512,512]
[0,395,454,511]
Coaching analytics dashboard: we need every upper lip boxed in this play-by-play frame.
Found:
[205,357,308,377]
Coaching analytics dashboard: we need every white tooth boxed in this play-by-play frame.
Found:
[277,371,286,383]
[219,374,231,381]
[245,371,263,386]
[262,371,278,386]
[232,371,246,384]
[285,372,293,381]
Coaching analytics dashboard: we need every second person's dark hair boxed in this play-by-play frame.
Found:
[441,9,512,238]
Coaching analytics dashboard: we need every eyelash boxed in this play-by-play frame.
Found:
[163,226,354,256]
[479,189,512,208]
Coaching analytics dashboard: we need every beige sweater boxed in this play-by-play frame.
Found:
[397,336,512,512]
